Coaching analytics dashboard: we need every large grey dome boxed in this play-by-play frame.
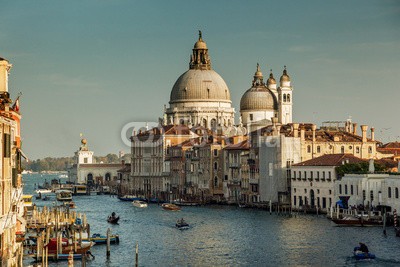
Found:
[169,69,231,104]
[240,86,278,111]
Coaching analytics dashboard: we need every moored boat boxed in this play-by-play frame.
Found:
[162,203,181,211]
[118,195,141,201]
[87,233,120,244]
[45,237,94,255]
[132,200,148,208]
[331,216,383,226]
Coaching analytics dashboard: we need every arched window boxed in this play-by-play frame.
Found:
[356,147,360,153]
[214,162,218,170]
[341,146,345,154]
[287,94,291,102]
[368,146,373,153]
[317,146,321,153]
[283,94,287,102]
[202,119,207,128]
[350,185,354,195]
[388,187,392,198]
[339,184,342,194]
[396,188,399,199]
[214,177,218,187]
[345,184,348,194]
[105,173,111,181]
[211,118,217,129]
[307,145,311,153]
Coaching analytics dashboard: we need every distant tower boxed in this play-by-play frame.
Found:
[278,66,293,124]
[76,138,93,164]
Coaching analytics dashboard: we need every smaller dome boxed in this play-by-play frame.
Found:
[280,67,290,82]
[240,87,278,111]
[267,71,276,85]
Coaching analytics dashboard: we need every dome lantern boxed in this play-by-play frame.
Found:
[252,63,264,86]
[190,30,211,70]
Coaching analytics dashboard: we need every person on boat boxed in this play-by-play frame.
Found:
[359,242,369,254]
[109,212,116,220]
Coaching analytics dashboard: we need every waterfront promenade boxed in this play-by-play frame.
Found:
[24,174,400,266]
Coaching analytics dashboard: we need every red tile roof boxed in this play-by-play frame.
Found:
[224,140,250,150]
[293,154,365,167]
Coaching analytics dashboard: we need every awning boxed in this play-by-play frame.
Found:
[17,148,28,160]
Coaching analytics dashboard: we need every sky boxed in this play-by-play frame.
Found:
[1,0,399,160]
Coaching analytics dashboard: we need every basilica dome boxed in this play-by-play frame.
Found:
[170,69,231,104]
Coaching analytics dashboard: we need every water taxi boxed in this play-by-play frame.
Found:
[132,200,148,208]
[55,190,73,201]
[73,184,87,195]
[161,203,181,211]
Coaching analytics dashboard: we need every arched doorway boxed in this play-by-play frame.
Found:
[310,189,315,208]
[105,173,111,182]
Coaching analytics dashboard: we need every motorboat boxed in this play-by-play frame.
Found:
[162,203,181,211]
[87,233,120,244]
[55,190,73,201]
[118,195,141,201]
[353,246,375,260]
[176,218,189,230]
[173,199,200,206]
[132,200,148,208]
[35,189,52,194]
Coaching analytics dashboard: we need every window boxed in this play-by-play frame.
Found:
[304,189,307,193]
[328,172,332,180]
[356,147,360,153]
[339,184,342,194]
[287,94,291,102]
[293,171,296,179]
[368,146,372,153]
[214,177,218,187]
[317,189,320,194]
[388,187,392,198]
[214,162,218,170]
[351,185,354,195]
[298,171,301,179]
[84,157,88,163]
[345,184,348,194]
[249,114,253,121]
[323,171,325,179]
[310,171,313,180]
[304,171,307,179]
[283,94,287,102]
[341,146,345,154]
[396,188,399,199]
[362,190,366,201]
[329,190,332,195]
[213,149,218,156]
[317,172,320,180]
[317,146,321,153]
[3,133,11,158]
[293,195,297,206]
[307,145,311,153]
[224,175,228,181]
[370,190,374,202]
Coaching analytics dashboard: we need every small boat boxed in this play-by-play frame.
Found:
[88,233,120,244]
[107,212,120,224]
[176,218,189,230]
[118,195,141,201]
[331,216,383,227]
[162,203,181,211]
[44,238,94,255]
[35,189,52,194]
[173,199,201,206]
[64,201,76,209]
[55,190,73,201]
[353,247,375,260]
[132,200,148,208]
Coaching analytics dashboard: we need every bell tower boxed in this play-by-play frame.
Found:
[278,66,293,124]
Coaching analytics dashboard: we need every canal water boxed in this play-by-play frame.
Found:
[23,174,400,266]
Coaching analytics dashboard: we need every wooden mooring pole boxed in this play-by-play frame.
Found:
[135,241,139,267]
[106,228,111,259]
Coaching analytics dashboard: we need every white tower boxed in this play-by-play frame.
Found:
[278,66,293,124]
[76,138,93,164]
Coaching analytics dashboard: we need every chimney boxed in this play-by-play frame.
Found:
[371,127,375,141]
[293,123,299,138]
[361,125,368,142]
[311,124,317,142]
[353,123,358,135]
[300,126,305,142]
